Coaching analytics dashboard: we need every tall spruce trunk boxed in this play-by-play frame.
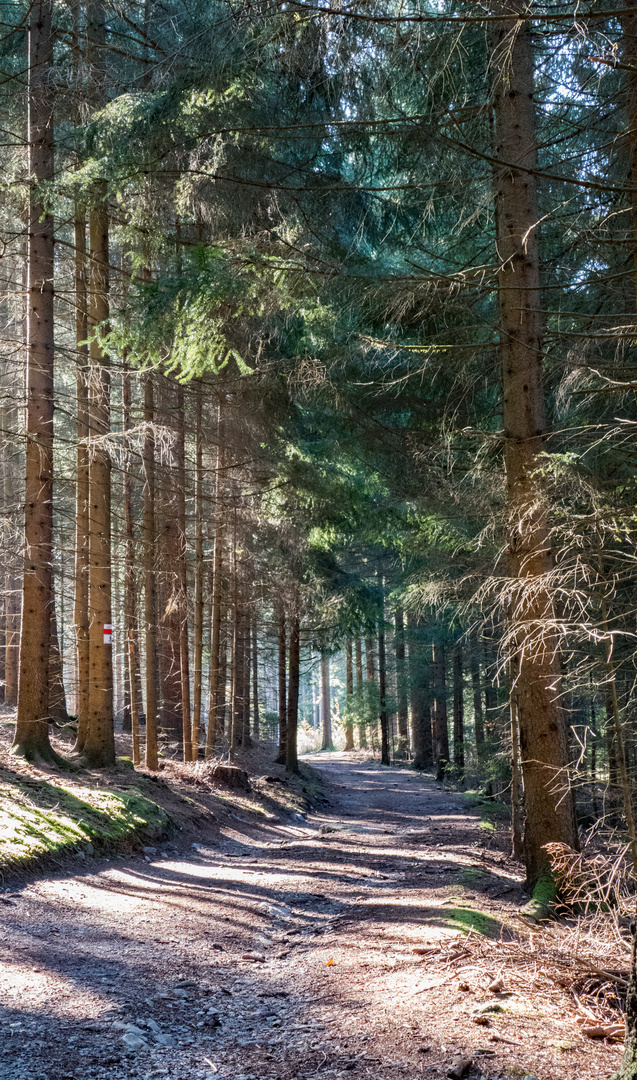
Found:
[12,0,58,762]
[470,633,485,760]
[395,608,409,757]
[73,213,90,750]
[378,585,390,766]
[408,613,433,769]
[251,613,259,739]
[355,637,366,748]
[276,607,287,763]
[320,654,331,750]
[493,3,577,886]
[432,635,449,780]
[176,384,192,762]
[122,369,141,765]
[192,384,204,756]
[286,607,300,773]
[344,639,355,750]
[157,381,183,746]
[453,642,464,780]
[143,376,159,770]
[205,394,224,757]
[82,0,114,767]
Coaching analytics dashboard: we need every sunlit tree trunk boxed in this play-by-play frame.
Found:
[395,607,409,757]
[192,384,204,756]
[12,0,58,762]
[251,613,259,739]
[378,586,390,766]
[493,1,577,884]
[276,606,287,762]
[320,654,331,750]
[122,369,141,765]
[452,641,464,780]
[355,637,366,748]
[73,213,90,751]
[408,613,432,769]
[205,394,224,757]
[176,384,191,762]
[286,605,300,773]
[470,632,485,760]
[83,0,114,767]
[432,635,449,780]
[144,375,159,770]
[344,639,354,750]
[49,597,68,723]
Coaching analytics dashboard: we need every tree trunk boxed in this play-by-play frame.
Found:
[470,633,485,760]
[355,637,366,748]
[157,381,183,746]
[395,607,409,757]
[276,607,287,763]
[176,383,192,763]
[320,654,331,750]
[493,2,577,885]
[252,612,259,739]
[286,608,300,773]
[344,639,355,750]
[432,635,449,781]
[122,369,141,765]
[205,394,224,757]
[510,658,524,859]
[12,0,58,763]
[192,383,204,757]
[452,641,464,780]
[378,582,390,766]
[49,596,68,724]
[73,212,90,750]
[408,613,433,769]
[143,375,159,770]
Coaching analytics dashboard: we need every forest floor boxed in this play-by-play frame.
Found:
[0,747,625,1080]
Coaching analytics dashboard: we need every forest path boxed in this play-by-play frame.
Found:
[0,754,617,1080]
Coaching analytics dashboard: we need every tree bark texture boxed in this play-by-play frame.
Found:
[493,4,577,884]
[408,614,433,769]
[344,639,355,750]
[453,642,464,779]
[73,213,90,750]
[143,376,159,770]
[395,608,409,757]
[277,607,287,763]
[432,635,449,780]
[286,609,300,773]
[12,0,57,762]
[321,654,331,750]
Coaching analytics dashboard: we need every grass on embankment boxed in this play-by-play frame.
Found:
[0,764,170,876]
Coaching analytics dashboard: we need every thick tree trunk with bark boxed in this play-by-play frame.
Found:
[286,609,300,773]
[176,384,191,763]
[12,0,59,763]
[378,588,390,766]
[432,636,449,780]
[276,607,287,763]
[205,396,224,757]
[143,376,159,770]
[395,608,409,757]
[408,614,433,769]
[73,214,90,750]
[344,640,355,750]
[493,3,577,885]
[355,637,366,748]
[251,613,259,739]
[192,385,204,757]
[453,642,464,780]
[320,654,331,750]
[122,370,141,765]
[470,633,485,760]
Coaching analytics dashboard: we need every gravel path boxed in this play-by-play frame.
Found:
[0,755,620,1080]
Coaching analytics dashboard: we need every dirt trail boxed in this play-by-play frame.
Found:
[0,755,620,1080]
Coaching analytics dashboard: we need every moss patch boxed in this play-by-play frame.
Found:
[0,771,169,874]
[444,906,506,938]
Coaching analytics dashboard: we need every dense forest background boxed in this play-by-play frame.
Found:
[5,0,637,937]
